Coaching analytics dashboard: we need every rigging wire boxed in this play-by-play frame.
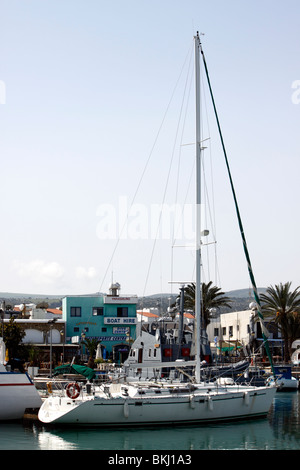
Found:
[200,68,221,287]
[170,45,195,295]
[175,52,220,291]
[99,44,194,294]
[142,43,194,298]
[198,37,275,376]
[163,42,222,298]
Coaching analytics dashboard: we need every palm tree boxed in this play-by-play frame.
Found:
[182,281,232,330]
[3,317,25,361]
[260,282,300,362]
[81,337,101,369]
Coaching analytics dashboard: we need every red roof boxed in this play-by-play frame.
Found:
[184,312,194,319]
[137,310,159,318]
[47,308,62,315]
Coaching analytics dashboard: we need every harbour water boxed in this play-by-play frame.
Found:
[1,391,300,451]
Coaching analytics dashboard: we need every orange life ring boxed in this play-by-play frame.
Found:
[66,382,80,399]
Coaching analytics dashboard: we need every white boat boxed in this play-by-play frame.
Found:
[38,33,276,426]
[39,380,275,426]
[0,338,42,421]
[268,365,299,391]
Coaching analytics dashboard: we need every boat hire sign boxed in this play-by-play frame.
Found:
[113,327,129,334]
[99,336,127,342]
[104,317,137,325]
[103,296,137,304]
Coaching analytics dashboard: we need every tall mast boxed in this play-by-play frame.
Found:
[195,32,202,383]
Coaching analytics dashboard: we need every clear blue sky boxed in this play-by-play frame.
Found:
[0,0,300,297]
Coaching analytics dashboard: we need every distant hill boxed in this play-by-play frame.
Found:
[225,288,267,299]
[0,288,267,313]
[138,288,268,313]
[0,292,65,299]
[0,293,64,309]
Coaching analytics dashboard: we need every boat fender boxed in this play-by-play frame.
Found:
[46,382,53,394]
[189,395,195,409]
[124,399,129,418]
[243,391,250,406]
[207,396,213,411]
[66,382,80,400]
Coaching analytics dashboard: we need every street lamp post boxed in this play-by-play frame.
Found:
[81,329,87,362]
[60,329,65,364]
[48,318,57,377]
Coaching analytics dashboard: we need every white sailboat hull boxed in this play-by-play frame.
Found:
[38,384,276,426]
[0,371,42,420]
[276,377,299,390]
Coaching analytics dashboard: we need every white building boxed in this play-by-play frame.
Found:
[136,309,160,324]
[207,310,253,346]
[207,308,283,357]
[13,303,62,320]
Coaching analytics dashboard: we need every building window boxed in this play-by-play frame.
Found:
[71,307,81,317]
[222,327,226,336]
[74,327,79,333]
[213,328,219,337]
[93,307,104,316]
[257,322,263,338]
[101,327,107,332]
[117,307,128,317]
[229,326,233,337]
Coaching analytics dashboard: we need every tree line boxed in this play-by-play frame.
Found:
[2,281,300,366]
[180,280,300,362]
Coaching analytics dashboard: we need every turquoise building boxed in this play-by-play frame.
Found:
[62,283,137,362]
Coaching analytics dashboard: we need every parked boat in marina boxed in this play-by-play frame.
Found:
[123,326,250,383]
[38,379,275,426]
[268,365,299,391]
[0,338,42,421]
[38,34,276,426]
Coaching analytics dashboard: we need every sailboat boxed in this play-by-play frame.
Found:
[0,338,42,421]
[38,34,276,426]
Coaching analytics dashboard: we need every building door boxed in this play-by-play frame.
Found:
[113,344,130,363]
[138,348,143,363]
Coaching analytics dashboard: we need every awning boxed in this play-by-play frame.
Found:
[217,341,243,352]
[53,363,96,380]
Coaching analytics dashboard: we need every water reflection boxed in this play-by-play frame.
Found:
[269,391,300,446]
[33,418,281,450]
